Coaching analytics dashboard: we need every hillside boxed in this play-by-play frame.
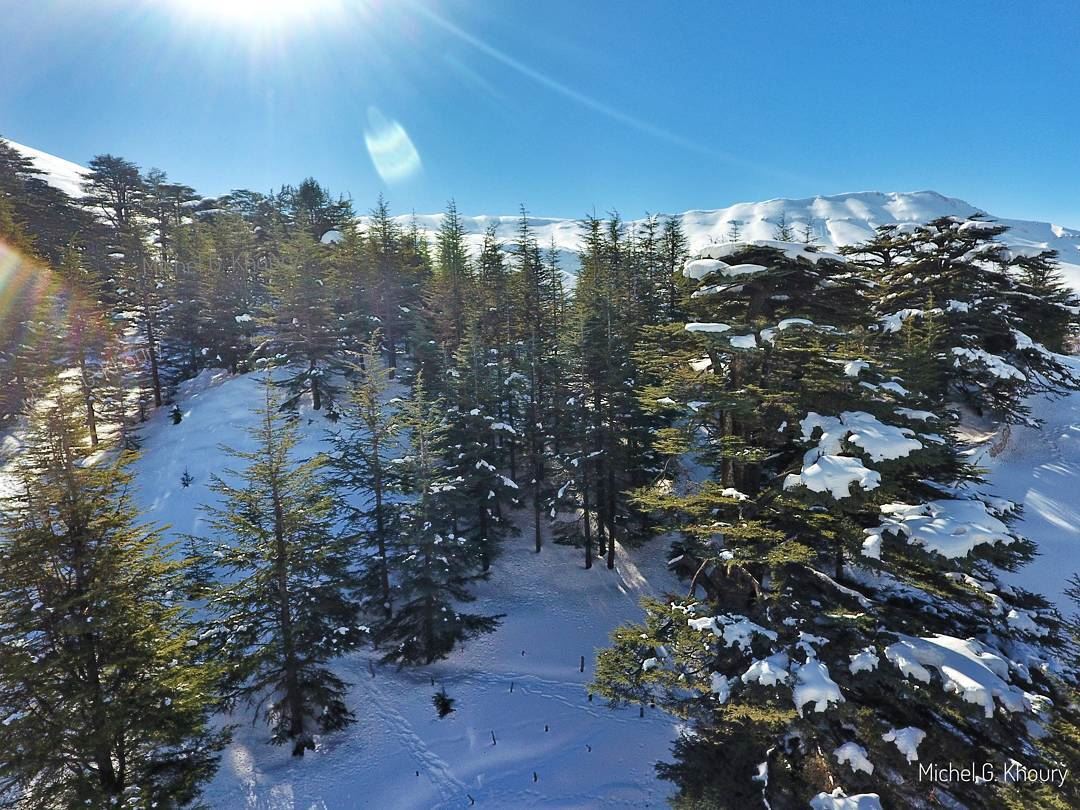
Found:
[9,138,1080,288]
[129,370,680,809]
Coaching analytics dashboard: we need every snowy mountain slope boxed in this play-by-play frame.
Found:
[9,138,1080,288]
[975,355,1080,608]
[4,138,88,199]
[130,370,681,809]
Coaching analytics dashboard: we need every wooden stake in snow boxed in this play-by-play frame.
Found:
[533,772,538,783]
[509,681,514,693]
[491,730,497,746]
[579,655,585,673]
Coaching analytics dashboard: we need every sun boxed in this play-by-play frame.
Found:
[176,0,345,30]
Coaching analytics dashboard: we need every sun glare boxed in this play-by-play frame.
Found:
[177,0,345,29]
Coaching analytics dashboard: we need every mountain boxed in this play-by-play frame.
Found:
[9,138,1079,289]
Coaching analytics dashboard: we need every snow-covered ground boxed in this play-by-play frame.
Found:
[8,138,1080,289]
[131,370,681,809]
[976,357,1080,608]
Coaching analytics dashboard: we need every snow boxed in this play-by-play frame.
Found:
[102,369,683,808]
[682,258,728,280]
[881,726,926,763]
[883,634,1034,718]
[728,334,758,349]
[685,322,731,333]
[952,347,1026,381]
[833,741,874,775]
[879,308,927,333]
[796,412,923,463]
[784,453,880,500]
[809,788,883,810]
[688,613,777,649]
[709,673,732,702]
[742,654,791,687]
[785,411,925,499]
[792,660,844,716]
[848,648,880,675]
[2,138,88,199]
[979,360,1080,606]
[697,240,845,266]
[894,407,936,422]
[868,498,1019,559]
[843,360,869,377]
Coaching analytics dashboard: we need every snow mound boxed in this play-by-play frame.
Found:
[882,726,926,763]
[810,788,883,810]
[833,742,874,775]
[688,613,777,649]
[793,660,844,716]
[868,498,1019,559]
[884,634,1034,718]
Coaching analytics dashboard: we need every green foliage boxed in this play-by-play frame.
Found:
[186,379,364,756]
[0,402,226,807]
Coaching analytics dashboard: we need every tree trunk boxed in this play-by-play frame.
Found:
[311,363,322,410]
[78,351,99,448]
[272,483,307,756]
[582,466,593,570]
[372,440,392,616]
[144,304,163,408]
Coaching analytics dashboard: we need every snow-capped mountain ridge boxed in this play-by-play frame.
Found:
[8,139,1080,286]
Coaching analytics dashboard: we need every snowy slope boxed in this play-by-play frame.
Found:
[367,193,1080,290]
[8,138,1080,289]
[975,355,1080,609]
[3,138,88,199]
[131,370,681,809]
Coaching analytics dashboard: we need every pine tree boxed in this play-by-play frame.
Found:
[187,380,364,756]
[375,376,499,665]
[510,208,560,553]
[0,400,226,807]
[773,210,795,241]
[571,214,656,569]
[261,230,344,413]
[849,216,1079,423]
[329,333,400,617]
[592,240,1073,808]
[81,155,169,409]
[425,199,473,365]
[363,197,414,376]
[660,214,692,323]
[443,400,520,573]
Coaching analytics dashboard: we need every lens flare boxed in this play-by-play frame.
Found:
[363,106,422,185]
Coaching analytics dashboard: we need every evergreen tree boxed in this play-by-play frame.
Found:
[187,380,364,756]
[375,376,499,664]
[773,210,795,241]
[593,241,1073,808]
[261,230,344,413]
[0,400,226,807]
[510,208,560,553]
[81,155,169,408]
[329,334,400,617]
[848,216,1080,423]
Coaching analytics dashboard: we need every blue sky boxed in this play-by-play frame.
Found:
[2,0,1078,224]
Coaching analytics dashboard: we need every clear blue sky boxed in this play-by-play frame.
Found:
[2,0,1078,224]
